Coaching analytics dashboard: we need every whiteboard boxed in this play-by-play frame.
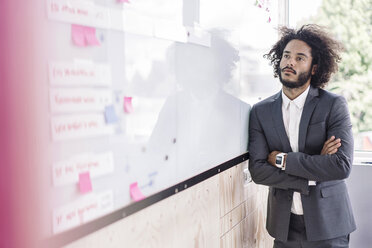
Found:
[40,0,282,237]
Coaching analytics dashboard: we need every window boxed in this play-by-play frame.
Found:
[289,0,372,157]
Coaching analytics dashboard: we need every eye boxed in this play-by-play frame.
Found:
[297,57,304,61]
[283,54,290,59]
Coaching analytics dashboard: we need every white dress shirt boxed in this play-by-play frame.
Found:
[281,85,314,215]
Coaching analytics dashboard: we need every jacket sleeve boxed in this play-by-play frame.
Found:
[285,96,354,182]
[248,104,309,194]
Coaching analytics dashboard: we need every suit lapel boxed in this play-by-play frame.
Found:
[271,91,292,152]
[298,86,320,152]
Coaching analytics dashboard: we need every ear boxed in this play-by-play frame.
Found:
[311,64,318,75]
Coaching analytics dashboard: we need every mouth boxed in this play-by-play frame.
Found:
[282,68,296,74]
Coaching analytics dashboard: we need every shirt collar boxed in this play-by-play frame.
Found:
[281,85,310,110]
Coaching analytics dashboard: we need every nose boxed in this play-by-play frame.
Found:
[286,57,295,67]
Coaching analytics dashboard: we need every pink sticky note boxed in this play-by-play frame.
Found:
[124,97,133,113]
[129,182,145,202]
[71,24,87,47]
[84,26,101,46]
[79,172,92,194]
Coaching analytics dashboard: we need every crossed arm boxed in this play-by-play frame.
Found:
[267,136,341,168]
[248,96,353,194]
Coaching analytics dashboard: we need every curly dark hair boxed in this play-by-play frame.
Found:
[264,24,343,88]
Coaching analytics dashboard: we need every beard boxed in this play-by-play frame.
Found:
[279,68,312,89]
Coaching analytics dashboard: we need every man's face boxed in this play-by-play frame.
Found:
[279,39,316,89]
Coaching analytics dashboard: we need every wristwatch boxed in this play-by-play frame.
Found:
[275,153,287,170]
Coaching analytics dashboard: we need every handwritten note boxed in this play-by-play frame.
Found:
[130,182,145,202]
[123,97,133,113]
[50,88,113,113]
[79,172,93,194]
[53,191,113,234]
[71,24,100,47]
[49,61,111,86]
[51,114,114,141]
[53,152,114,187]
[47,0,110,29]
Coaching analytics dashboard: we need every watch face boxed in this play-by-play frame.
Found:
[276,156,282,165]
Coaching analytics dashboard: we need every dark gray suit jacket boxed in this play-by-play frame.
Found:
[248,86,356,242]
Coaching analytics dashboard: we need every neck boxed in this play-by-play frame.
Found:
[282,82,310,100]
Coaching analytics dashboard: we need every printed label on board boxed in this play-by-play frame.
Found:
[49,61,111,86]
[53,152,115,187]
[51,114,114,141]
[52,191,114,234]
[50,88,113,113]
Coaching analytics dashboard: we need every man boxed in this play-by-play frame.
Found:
[249,24,356,247]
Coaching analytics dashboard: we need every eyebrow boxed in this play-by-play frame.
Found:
[283,50,309,58]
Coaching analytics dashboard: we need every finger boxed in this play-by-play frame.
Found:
[326,143,341,153]
[323,136,335,146]
[329,138,341,145]
[327,148,338,154]
[327,141,342,150]
[324,138,341,150]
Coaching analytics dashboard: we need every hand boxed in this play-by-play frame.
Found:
[267,151,282,167]
[321,136,341,155]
